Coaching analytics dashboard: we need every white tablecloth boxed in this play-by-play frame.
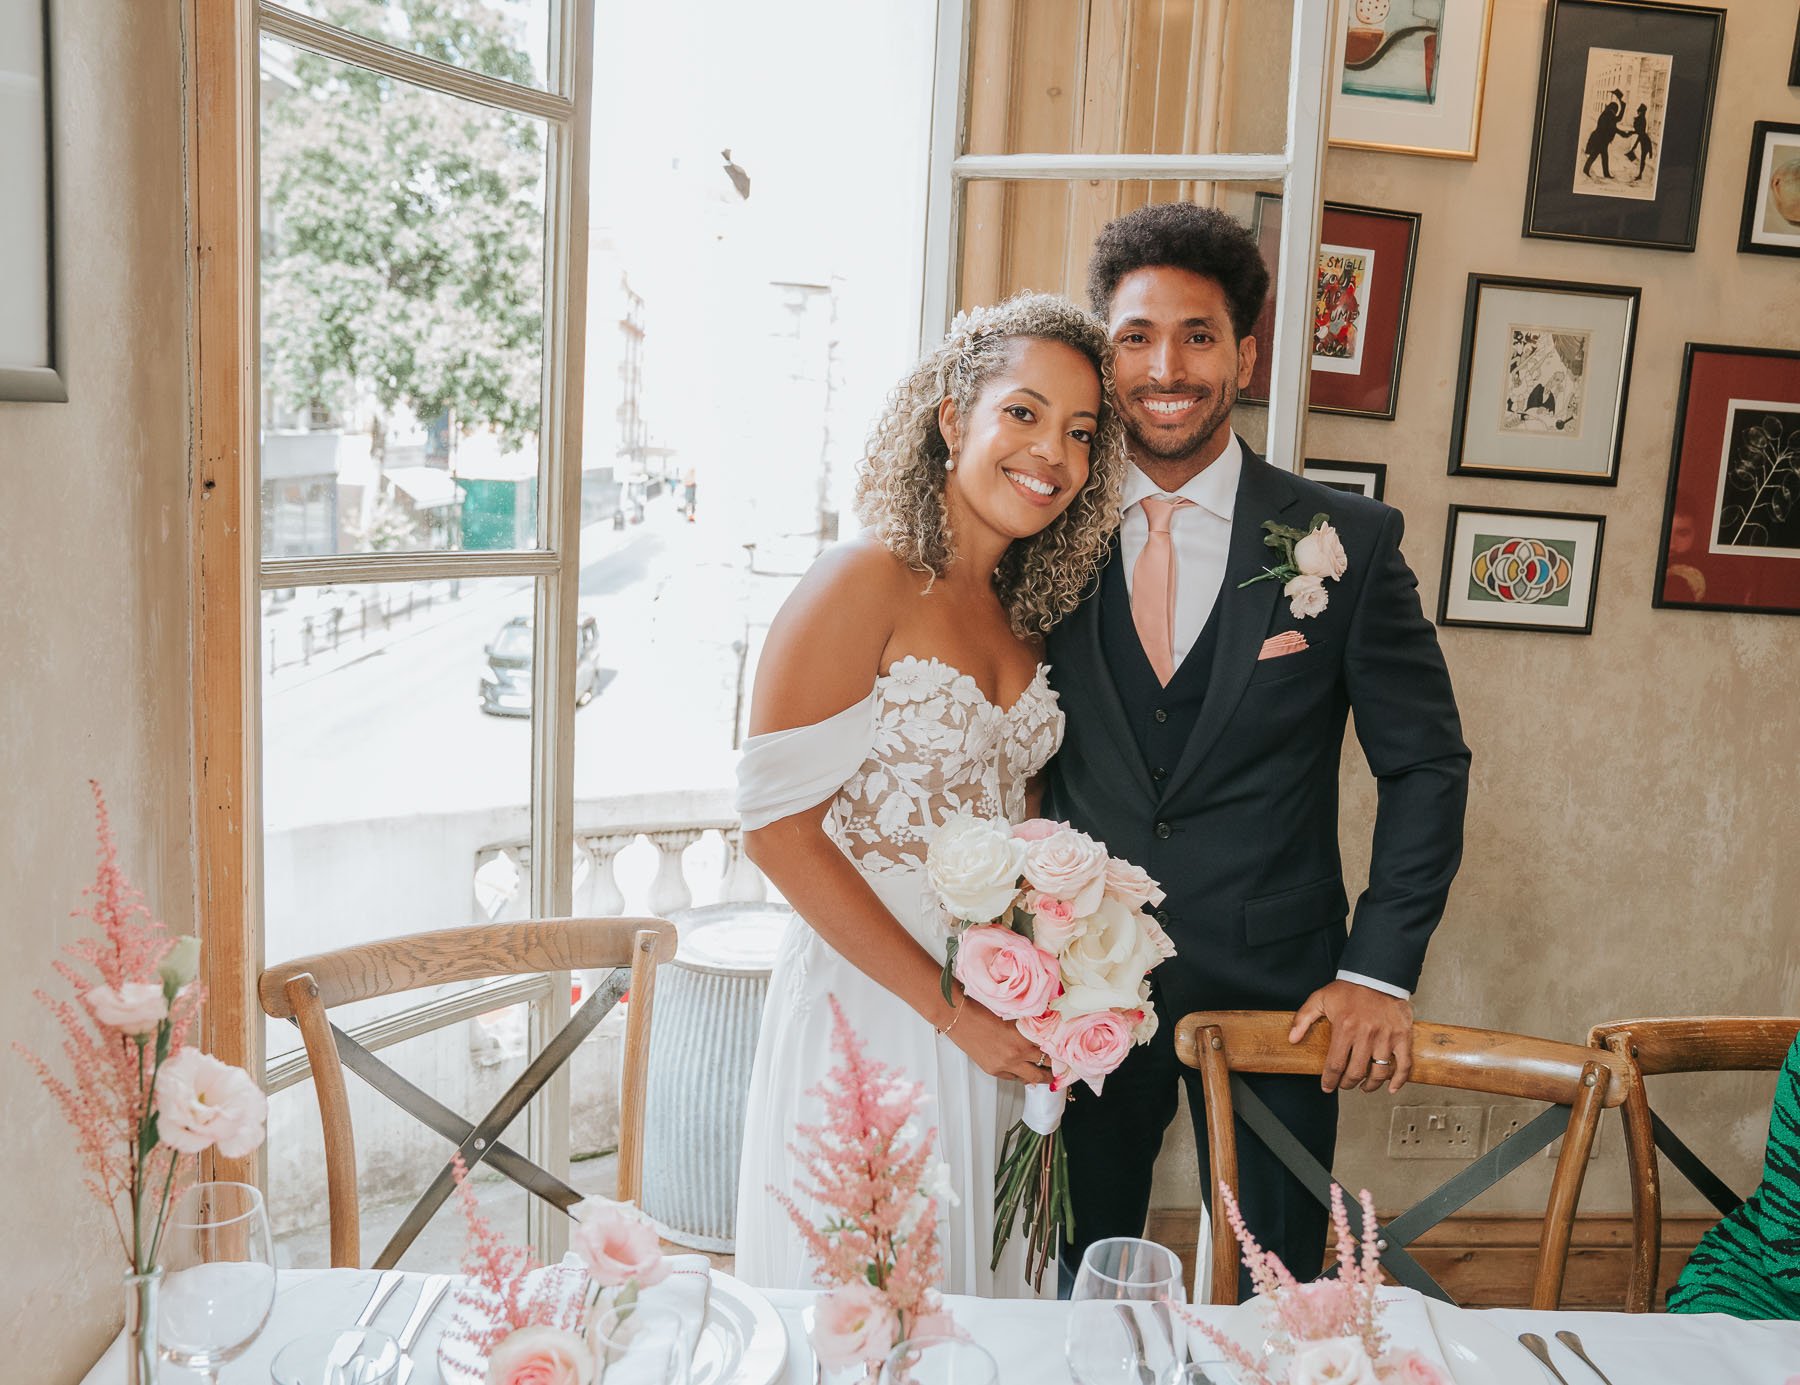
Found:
[80,1270,1800,1384]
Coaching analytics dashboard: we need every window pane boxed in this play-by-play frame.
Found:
[260,38,548,557]
[964,0,1290,157]
[276,0,552,90]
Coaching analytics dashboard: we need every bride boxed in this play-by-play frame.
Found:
[732,293,1128,1296]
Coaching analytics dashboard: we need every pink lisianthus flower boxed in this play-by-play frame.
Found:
[570,1198,669,1289]
[954,924,1061,1022]
[85,981,168,1036]
[1011,818,1062,843]
[811,1281,897,1370]
[1020,826,1110,916]
[1284,573,1329,618]
[1378,1352,1451,1385]
[1026,893,1083,954]
[484,1325,594,1385]
[1041,1009,1136,1094]
[1102,858,1165,911]
[153,1049,268,1157]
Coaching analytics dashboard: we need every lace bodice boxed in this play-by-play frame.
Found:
[824,656,1063,874]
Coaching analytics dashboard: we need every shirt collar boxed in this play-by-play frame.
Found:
[1122,433,1242,523]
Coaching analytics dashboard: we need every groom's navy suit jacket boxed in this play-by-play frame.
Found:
[1046,446,1469,1029]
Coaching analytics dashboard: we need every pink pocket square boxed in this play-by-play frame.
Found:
[1257,631,1309,661]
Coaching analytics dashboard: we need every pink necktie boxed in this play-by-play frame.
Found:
[1131,495,1195,686]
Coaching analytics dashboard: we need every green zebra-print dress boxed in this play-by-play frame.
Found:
[1667,1031,1800,1318]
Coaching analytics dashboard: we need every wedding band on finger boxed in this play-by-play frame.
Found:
[1370,1057,1394,1067]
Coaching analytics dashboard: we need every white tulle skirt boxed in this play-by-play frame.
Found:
[732,865,1044,1299]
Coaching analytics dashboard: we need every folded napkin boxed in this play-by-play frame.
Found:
[584,1253,712,1384]
[1371,1287,1453,1373]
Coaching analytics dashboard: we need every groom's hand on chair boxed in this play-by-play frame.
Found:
[1288,982,1414,1094]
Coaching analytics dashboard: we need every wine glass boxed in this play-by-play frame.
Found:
[591,1304,691,1384]
[1065,1237,1186,1385]
[157,1181,277,1383]
[883,1335,999,1385]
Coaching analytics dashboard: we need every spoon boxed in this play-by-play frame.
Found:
[1519,1333,1574,1385]
[1555,1329,1620,1385]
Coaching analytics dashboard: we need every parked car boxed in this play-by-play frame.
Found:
[480,614,601,717]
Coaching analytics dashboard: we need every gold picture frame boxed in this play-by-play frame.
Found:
[1328,0,1496,161]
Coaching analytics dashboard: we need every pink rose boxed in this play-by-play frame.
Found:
[1284,573,1329,618]
[954,924,1061,1021]
[1295,523,1348,581]
[1041,1010,1135,1094]
[1011,818,1061,842]
[153,1049,267,1157]
[1378,1352,1451,1385]
[1291,1337,1378,1385]
[1021,827,1109,917]
[1027,893,1083,954]
[1102,858,1165,910]
[485,1325,594,1385]
[1139,909,1177,962]
[570,1199,669,1289]
[811,1282,897,1370]
[86,982,168,1036]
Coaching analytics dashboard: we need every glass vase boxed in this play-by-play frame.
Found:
[123,1267,163,1385]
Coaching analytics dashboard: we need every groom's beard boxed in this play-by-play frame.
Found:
[1123,376,1239,464]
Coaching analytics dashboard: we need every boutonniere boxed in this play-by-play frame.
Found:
[1238,513,1348,619]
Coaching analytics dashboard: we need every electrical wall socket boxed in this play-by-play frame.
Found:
[1482,1102,1602,1160]
[1387,1104,1483,1160]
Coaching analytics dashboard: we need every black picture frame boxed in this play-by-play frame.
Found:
[1437,504,1607,636]
[0,0,64,402]
[1302,458,1388,502]
[1791,13,1800,87]
[1522,0,1726,252]
[1737,120,1800,259]
[1447,274,1640,486]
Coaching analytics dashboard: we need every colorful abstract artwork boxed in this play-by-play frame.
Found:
[1440,505,1604,634]
[1469,535,1575,606]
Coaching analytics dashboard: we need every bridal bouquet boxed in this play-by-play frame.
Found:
[773,997,955,1374]
[1181,1183,1449,1385]
[926,812,1174,1287]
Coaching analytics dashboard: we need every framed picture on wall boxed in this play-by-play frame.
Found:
[1244,196,1420,420]
[1447,274,1639,486]
[0,0,64,402]
[1328,0,1496,159]
[1653,343,1800,617]
[1791,13,1800,87]
[1438,505,1606,635]
[1737,121,1800,258]
[1522,0,1726,252]
[1303,459,1388,501]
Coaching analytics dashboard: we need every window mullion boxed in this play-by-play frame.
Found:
[920,0,971,348]
[259,549,564,589]
[952,152,1290,180]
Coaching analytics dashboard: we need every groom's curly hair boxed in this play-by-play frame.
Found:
[854,292,1126,638]
[1087,202,1269,341]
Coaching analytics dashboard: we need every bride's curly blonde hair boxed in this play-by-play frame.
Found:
[853,292,1127,637]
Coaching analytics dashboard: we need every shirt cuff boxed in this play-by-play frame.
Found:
[1336,970,1411,1001]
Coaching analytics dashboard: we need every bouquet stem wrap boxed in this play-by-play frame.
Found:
[993,1084,1073,1289]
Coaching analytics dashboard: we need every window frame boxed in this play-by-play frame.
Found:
[922,0,1337,471]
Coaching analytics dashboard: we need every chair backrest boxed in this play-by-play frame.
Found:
[1175,1010,1632,1310]
[260,917,678,1268]
[1587,1014,1800,1312]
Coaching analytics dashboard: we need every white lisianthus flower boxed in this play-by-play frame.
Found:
[927,811,1026,923]
[1289,1337,1379,1385]
[86,982,168,1036]
[1284,572,1329,619]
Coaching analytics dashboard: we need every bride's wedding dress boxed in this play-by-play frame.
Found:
[732,655,1063,1298]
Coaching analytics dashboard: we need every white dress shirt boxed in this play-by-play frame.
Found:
[1119,436,1408,1003]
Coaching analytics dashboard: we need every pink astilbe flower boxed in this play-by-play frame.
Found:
[771,996,949,1345]
[445,1156,585,1360]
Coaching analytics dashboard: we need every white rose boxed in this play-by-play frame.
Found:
[1054,896,1162,1016]
[1294,522,1348,580]
[85,982,168,1036]
[1290,1337,1379,1385]
[927,811,1026,923]
[1284,572,1329,619]
[1021,826,1110,917]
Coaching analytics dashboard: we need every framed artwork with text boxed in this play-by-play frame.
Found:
[1654,343,1800,617]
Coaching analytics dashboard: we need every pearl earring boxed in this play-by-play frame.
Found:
[945,453,957,471]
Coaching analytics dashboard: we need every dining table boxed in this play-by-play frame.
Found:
[80,1266,1800,1384]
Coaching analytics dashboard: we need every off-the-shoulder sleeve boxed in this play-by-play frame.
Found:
[734,691,877,832]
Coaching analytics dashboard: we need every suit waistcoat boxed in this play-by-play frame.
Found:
[1097,547,1222,785]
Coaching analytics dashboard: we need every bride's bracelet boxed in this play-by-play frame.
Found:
[935,999,964,1037]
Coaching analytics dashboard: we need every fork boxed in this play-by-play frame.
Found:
[393,1274,455,1385]
[1555,1329,1620,1385]
[1519,1333,1574,1385]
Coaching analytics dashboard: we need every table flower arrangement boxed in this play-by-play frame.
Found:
[445,1155,671,1385]
[773,997,955,1376]
[1182,1183,1450,1385]
[14,782,268,1385]
[925,812,1174,1286]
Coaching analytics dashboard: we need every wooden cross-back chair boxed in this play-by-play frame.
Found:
[1587,1014,1800,1312]
[259,917,678,1269]
[1176,1011,1633,1310]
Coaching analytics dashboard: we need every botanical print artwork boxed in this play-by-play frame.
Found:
[1710,403,1800,559]
[1341,0,1444,104]
[1313,246,1373,375]
[1468,535,1576,606]
[1572,48,1671,200]
[1499,324,1588,439]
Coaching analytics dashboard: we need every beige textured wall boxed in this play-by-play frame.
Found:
[0,0,192,1375]
[1154,0,1800,1217]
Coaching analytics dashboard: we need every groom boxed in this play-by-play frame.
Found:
[1047,202,1469,1288]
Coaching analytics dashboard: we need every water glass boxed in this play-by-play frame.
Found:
[158,1181,277,1383]
[1065,1237,1186,1385]
[883,1335,999,1385]
[591,1303,691,1384]
[269,1327,403,1385]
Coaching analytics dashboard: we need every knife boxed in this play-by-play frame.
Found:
[393,1274,455,1385]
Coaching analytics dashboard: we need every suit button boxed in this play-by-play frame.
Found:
[1155,908,1171,926]
[1151,767,1168,783]
[1155,821,1172,839]
[1153,708,1169,723]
